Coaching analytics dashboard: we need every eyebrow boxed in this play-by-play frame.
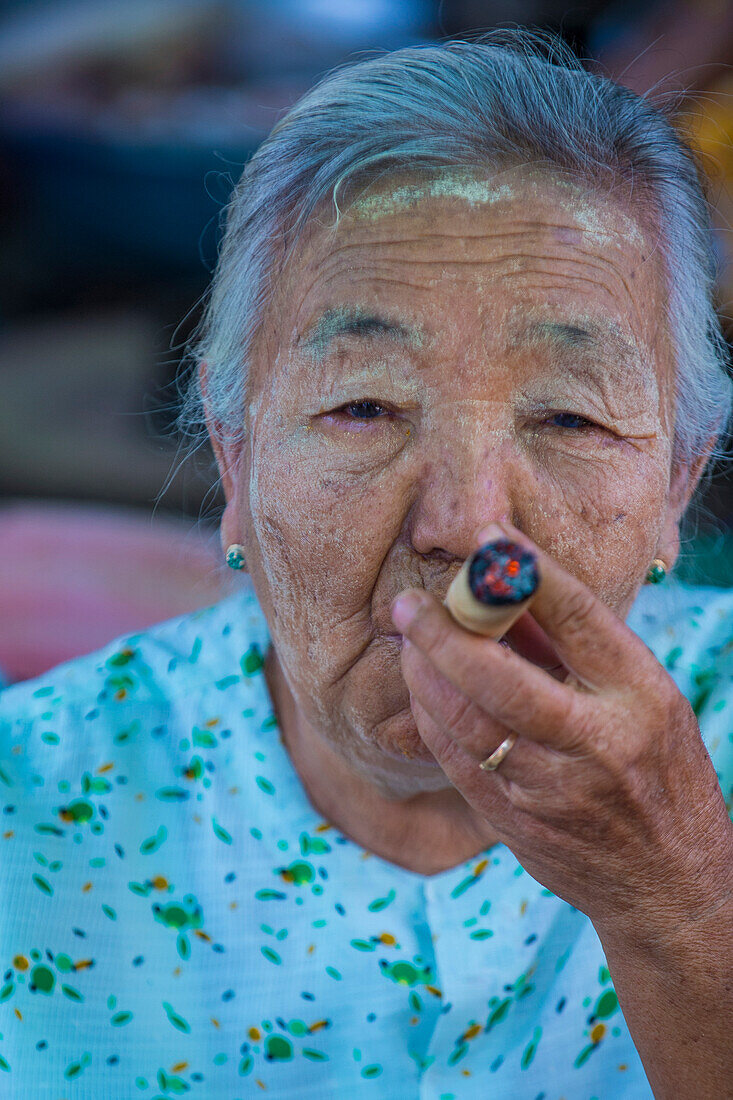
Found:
[296,308,650,387]
[297,308,423,356]
[519,319,639,362]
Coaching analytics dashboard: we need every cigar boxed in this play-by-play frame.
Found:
[444,538,541,638]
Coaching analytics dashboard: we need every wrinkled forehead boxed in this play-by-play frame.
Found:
[348,166,645,238]
[257,165,671,395]
[297,164,655,262]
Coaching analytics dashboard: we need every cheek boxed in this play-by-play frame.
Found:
[245,436,409,665]
[519,449,670,604]
[246,439,415,737]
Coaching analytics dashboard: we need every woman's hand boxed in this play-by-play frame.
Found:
[391,521,733,948]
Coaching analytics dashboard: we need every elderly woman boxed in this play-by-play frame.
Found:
[1,31,732,1100]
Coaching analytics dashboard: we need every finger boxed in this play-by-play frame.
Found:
[393,591,590,751]
[406,687,524,825]
[406,648,598,827]
[475,520,657,691]
[402,637,530,771]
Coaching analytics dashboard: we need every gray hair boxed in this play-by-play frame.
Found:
[175,28,732,484]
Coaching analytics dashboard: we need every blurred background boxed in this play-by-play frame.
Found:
[1,0,733,688]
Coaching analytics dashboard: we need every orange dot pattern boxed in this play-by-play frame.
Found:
[0,582,729,1095]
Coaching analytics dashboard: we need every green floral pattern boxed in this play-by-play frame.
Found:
[0,578,730,1098]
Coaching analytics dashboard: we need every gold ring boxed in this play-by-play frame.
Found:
[478,732,518,771]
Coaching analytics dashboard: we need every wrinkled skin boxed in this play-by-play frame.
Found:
[203,166,711,876]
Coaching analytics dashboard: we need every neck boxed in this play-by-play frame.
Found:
[263,644,500,876]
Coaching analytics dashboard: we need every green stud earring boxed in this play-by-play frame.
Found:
[225,544,247,570]
[645,558,667,585]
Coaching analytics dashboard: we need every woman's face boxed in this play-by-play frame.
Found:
[212,168,697,791]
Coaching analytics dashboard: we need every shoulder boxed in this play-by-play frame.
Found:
[0,578,271,761]
[628,580,733,804]
[627,580,733,671]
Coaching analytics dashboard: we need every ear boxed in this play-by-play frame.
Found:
[199,360,242,504]
[656,436,717,571]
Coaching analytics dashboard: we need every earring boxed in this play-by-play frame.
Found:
[225,544,247,570]
[645,558,667,585]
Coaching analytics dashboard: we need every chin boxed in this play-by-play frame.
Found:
[362,715,453,799]
[366,705,443,766]
[336,635,444,769]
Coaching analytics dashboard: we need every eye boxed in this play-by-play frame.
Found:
[334,400,392,421]
[547,412,598,430]
[325,403,600,432]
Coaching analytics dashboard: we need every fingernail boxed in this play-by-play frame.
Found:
[475,521,506,546]
[391,593,424,629]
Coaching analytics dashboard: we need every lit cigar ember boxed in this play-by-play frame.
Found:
[444,538,541,637]
[468,539,539,605]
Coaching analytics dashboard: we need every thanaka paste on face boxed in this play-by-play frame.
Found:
[232,169,677,848]
[347,165,648,250]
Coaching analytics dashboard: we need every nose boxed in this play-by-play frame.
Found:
[407,423,516,563]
